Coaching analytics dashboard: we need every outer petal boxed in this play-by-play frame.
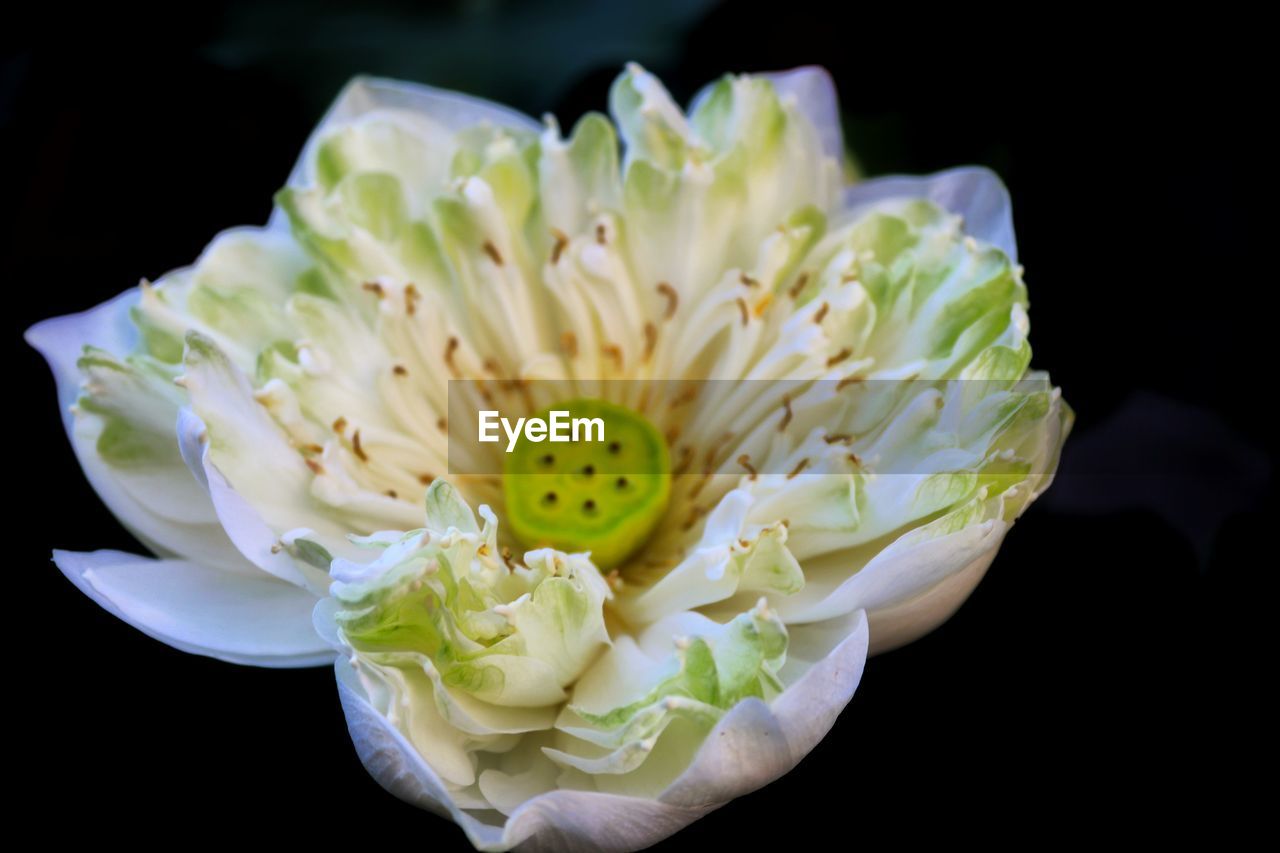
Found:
[765,497,1010,657]
[271,74,540,229]
[337,612,868,851]
[52,549,332,667]
[26,293,251,574]
[760,66,844,161]
[688,65,844,162]
[26,291,136,412]
[861,546,998,655]
[843,165,1018,261]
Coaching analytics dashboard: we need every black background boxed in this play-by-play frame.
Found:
[5,2,1269,846]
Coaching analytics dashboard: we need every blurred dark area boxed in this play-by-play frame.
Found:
[4,1,1269,846]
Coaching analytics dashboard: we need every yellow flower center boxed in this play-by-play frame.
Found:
[502,399,670,568]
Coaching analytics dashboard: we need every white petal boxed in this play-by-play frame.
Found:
[26,294,253,575]
[336,612,869,851]
[762,66,844,161]
[199,442,331,593]
[271,75,540,230]
[336,663,507,847]
[862,546,998,655]
[843,165,1018,261]
[52,549,330,667]
[26,291,138,410]
[775,515,1008,633]
[503,791,709,852]
[181,340,355,590]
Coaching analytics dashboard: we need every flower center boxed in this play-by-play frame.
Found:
[502,399,670,569]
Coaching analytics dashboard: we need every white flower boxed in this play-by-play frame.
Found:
[28,64,1069,848]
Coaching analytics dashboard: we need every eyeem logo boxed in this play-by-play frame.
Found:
[479,410,605,453]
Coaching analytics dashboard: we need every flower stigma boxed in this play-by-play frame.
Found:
[502,398,670,568]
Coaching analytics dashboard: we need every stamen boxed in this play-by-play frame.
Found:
[602,343,623,371]
[848,453,863,467]
[404,284,419,315]
[550,228,569,264]
[306,459,324,475]
[418,473,435,485]
[672,446,694,475]
[482,241,504,266]
[392,364,408,376]
[595,223,607,245]
[823,433,855,444]
[836,375,864,391]
[352,430,368,462]
[737,454,757,479]
[681,504,707,530]
[656,282,679,319]
[739,272,760,287]
[361,281,383,296]
[332,416,347,433]
[705,433,732,466]
[643,322,657,361]
[436,417,447,433]
[813,301,830,324]
[736,296,750,326]
[444,337,460,375]
[689,472,711,499]
[778,395,793,431]
[385,490,398,499]
[668,386,698,408]
[788,272,810,299]
[560,331,578,358]
[826,348,852,368]
[787,458,809,479]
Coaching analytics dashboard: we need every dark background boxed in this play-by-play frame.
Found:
[5,2,1269,845]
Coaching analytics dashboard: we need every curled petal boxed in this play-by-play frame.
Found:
[615,491,802,625]
[27,294,249,572]
[760,66,845,162]
[337,611,868,851]
[52,549,331,666]
[273,74,540,229]
[843,165,1018,260]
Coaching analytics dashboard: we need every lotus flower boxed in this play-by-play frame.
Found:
[28,64,1069,849]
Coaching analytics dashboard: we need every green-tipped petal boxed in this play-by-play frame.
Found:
[545,602,788,792]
